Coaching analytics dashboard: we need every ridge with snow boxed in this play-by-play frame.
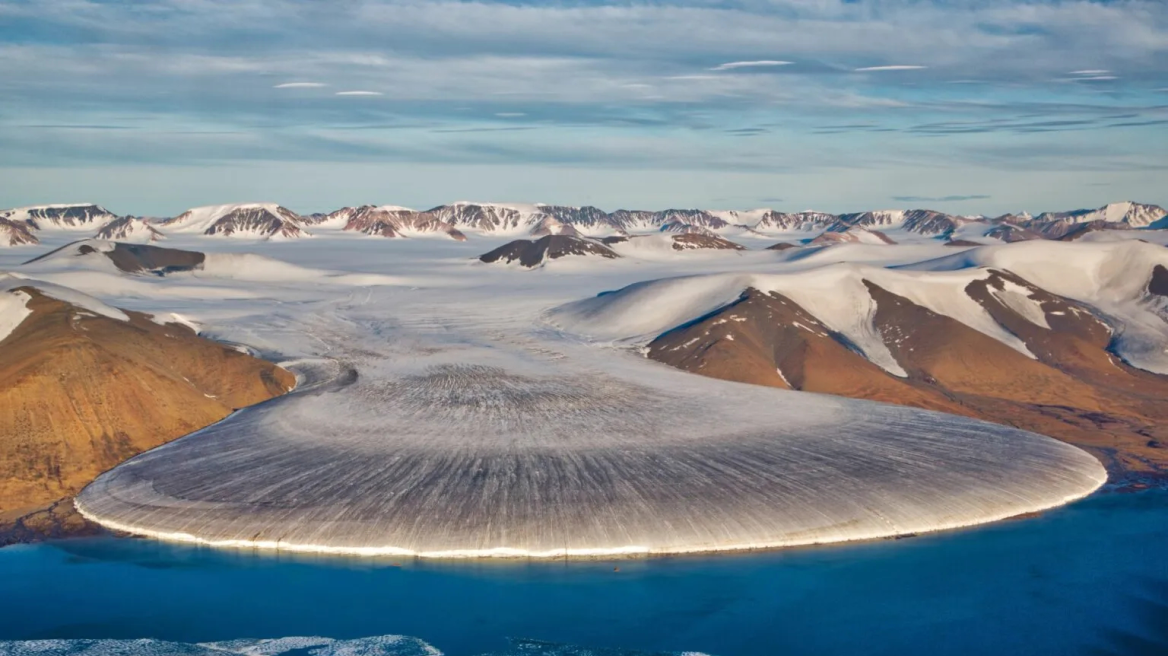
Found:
[159,203,310,240]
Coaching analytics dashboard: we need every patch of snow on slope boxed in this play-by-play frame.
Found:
[710,209,772,224]
[0,271,129,322]
[0,286,32,343]
[993,279,1051,329]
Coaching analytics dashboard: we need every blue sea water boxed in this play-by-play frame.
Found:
[0,489,1165,656]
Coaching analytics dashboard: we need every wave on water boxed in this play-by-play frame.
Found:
[0,636,714,656]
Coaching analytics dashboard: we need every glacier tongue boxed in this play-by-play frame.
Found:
[75,278,1106,558]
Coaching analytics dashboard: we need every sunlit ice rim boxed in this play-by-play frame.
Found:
[73,469,1106,560]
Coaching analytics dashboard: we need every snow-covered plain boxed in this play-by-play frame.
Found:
[0,231,1112,558]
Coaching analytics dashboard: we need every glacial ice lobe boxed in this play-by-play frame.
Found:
[0,636,442,656]
[77,337,1107,558]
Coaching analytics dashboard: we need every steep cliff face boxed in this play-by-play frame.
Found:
[0,286,294,541]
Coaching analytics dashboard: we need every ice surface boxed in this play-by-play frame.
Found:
[0,636,441,656]
[5,231,1100,559]
[76,278,1105,557]
[0,636,711,656]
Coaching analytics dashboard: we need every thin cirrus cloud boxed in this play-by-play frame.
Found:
[274,82,327,89]
[710,60,793,71]
[855,65,927,72]
[892,195,992,203]
[335,91,383,96]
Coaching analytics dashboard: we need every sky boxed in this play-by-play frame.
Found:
[0,0,1166,216]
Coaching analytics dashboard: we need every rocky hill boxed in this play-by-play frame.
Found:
[93,216,165,243]
[548,240,1168,475]
[480,235,619,267]
[0,275,294,544]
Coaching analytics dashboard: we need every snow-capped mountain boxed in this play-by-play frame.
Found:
[529,215,580,237]
[654,210,730,231]
[160,203,309,240]
[94,216,165,243]
[322,205,467,240]
[811,225,896,245]
[831,209,968,237]
[709,209,773,225]
[1032,201,1166,228]
[5,199,1163,248]
[536,205,614,234]
[752,211,836,233]
[900,210,969,236]
[429,203,736,238]
[1,204,118,231]
[658,219,719,236]
[604,209,662,234]
[836,209,908,229]
[427,203,546,234]
[0,218,39,246]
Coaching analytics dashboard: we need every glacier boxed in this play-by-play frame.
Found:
[0,229,1108,559]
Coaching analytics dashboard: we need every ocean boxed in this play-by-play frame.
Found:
[1,488,1165,656]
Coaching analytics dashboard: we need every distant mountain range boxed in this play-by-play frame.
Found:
[1,200,1165,247]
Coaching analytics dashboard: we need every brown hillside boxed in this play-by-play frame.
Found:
[648,284,1168,476]
[0,288,294,542]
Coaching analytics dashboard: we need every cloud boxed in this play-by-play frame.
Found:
[495,112,526,117]
[892,194,992,203]
[725,127,768,136]
[0,0,1166,212]
[710,60,792,71]
[854,65,927,72]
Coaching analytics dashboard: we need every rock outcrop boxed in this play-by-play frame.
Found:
[480,235,619,267]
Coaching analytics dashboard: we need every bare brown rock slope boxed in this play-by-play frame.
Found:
[648,274,1168,476]
[480,235,619,267]
[0,288,294,544]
